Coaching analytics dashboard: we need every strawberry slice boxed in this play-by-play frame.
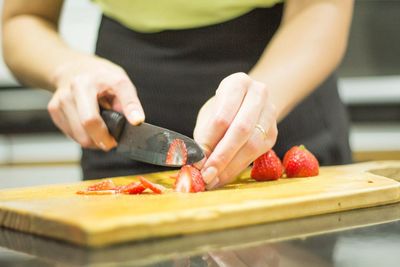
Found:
[116,182,146,194]
[139,177,166,194]
[174,165,205,193]
[165,139,188,165]
[86,179,116,191]
[77,177,166,196]
[190,168,206,192]
[174,168,193,193]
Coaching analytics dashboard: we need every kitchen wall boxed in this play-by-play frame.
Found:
[0,0,399,187]
[338,0,400,161]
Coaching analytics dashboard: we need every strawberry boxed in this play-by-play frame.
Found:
[116,182,146,194]
[283,145,319,178]
[139,177,166,194]
[174,165,205,193]
[251,150,284,181]
[77,177,166,195]
[165,139,188,166]
[86,179,116,191]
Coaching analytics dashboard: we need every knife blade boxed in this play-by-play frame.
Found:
[101,110,205,167]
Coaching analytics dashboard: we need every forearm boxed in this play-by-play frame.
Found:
[249,0,353,121]
[2,7,88,90]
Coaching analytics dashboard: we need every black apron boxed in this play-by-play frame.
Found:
[81,5,352,180]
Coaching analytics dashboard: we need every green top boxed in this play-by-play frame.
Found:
[93,0,283,33]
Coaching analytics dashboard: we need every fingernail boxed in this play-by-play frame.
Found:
[201,166,218,184]
[129,110,144,125]
[206,177,220,190]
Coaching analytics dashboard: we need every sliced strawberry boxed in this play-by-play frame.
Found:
[165,139,188,166]
[174,168,193,193]
[76,189,116,195]
[86,179,116,191]
[190,167,206,192]
[139,177,166,194]
[174,165,205,193]
[116,182,146,194]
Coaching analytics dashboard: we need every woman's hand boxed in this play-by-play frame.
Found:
[194,73,278,189]
[47,56,145,150]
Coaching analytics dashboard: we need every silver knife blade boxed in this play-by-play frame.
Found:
[116,122,205,167]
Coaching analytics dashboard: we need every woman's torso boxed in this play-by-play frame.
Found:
[81,5,352,179]
[92,0,283,33]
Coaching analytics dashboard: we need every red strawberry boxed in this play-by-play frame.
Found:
[116,182,146,194]
[174,165,205,193]
[139,177,166,194]
[87,179,116,191]
[283,145,319,178]
[165,139,188,166]
[251,150,284,181]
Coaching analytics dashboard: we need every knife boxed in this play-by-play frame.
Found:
[101,110,205,167]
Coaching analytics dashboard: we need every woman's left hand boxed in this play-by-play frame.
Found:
[194,72,278,189]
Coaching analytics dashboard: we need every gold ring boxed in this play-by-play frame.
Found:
[255,124,268,140]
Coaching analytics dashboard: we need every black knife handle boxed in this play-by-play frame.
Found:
[101,110,126,141]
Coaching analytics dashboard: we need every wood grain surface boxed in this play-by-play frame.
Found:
[1,161,400,247]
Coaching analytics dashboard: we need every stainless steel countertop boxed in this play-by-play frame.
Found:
[1,202,399,267]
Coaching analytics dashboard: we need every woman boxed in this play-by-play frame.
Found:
[2,0,353,189]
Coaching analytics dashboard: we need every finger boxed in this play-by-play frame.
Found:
[194,73,251,154]
[72,77,117,151]
[110,75,145,125]
[202,81,267,186]
[216,123,277,188]
[215,104,278,188]
[58,90,96,148]
[98,89,123,112]
[192,154,208,170]
[47,96,74,138]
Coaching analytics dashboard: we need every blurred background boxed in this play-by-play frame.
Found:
[0,0,399,188]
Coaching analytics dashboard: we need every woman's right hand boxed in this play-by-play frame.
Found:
[47,55,145,151]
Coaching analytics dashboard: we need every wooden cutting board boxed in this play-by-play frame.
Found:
[1,161,400,247]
